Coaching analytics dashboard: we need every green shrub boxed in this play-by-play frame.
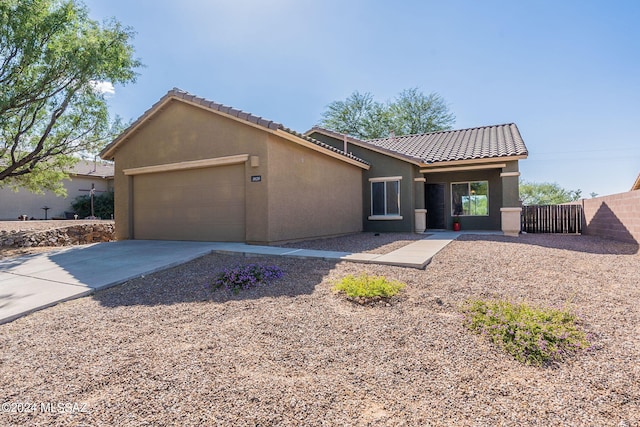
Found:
[333,274,406,299]
[461,298,590,366]
[213,264,283,294]
[71,191,114,219]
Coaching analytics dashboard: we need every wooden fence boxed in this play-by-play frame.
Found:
[521,204,583,234]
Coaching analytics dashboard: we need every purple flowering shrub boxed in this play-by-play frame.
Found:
[462,299,590,366]
[213,264,284,294]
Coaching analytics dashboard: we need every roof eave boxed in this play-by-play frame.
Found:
[419,154,528,168]
[276,129,369,170]
[305,127,423,166]
[69,173,114,179]
[100,95,175,160]
[101,93,369,169]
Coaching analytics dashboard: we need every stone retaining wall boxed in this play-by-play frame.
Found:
[0,223,115,248]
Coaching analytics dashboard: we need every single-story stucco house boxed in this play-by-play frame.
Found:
[0,160,113,220]
[306,124,528,236]
[100,88,528,244]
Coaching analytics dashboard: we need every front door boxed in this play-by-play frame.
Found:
[426,183,446,229]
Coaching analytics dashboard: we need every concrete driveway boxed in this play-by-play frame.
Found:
[0,233,465,325]
[0,240,222,324]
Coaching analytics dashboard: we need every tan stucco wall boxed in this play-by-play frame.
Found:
[109,100,362,243]
[309,131,417,232]
[111,100,271,241]
[0,176,111,220]
[264,134,362,244]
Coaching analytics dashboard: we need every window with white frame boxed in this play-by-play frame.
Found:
[369,177,402,220]
[451,181,489,216]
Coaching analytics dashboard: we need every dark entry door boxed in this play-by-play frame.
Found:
[426,183,446,229]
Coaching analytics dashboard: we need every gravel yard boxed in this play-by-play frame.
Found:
[281,232,428,254]
[0,220,106,233]
[1,233,639,426]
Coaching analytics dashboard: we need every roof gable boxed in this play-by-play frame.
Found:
[307,123,528,166]
[632,172,640,191]
[306,127,424,165]
[100,88,369,169]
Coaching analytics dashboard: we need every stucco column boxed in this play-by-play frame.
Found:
[500,162,521,237]
[414,177,426,233]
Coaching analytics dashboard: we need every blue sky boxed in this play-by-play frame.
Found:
[84,0,640,197]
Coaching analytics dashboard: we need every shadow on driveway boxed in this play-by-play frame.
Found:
[0,241,227,323]
[91,253,340,308]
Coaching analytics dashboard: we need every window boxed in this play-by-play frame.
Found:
[451,181,488,216]
[369,177,402,220]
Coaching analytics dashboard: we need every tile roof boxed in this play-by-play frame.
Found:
[169,88,283,130]
[101,88,368,166]
[309,124,528,165]
[279,127,369,166]
[364,123,528,164]
[307,126,421,164]
[69,159,114,178]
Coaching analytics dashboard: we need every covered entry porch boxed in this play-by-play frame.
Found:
[413,160,522,236]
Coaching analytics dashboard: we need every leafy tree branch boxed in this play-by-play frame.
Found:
[0,0,141,194]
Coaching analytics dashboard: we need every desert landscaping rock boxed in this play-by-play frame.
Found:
[0,233,638,425]
[0,220,114,258]
[282,232,426,255]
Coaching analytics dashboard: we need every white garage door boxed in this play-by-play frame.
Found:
[132,164,245,241]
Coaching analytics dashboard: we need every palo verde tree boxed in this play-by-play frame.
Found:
[0,0,140,194]
[319,88,455,140]
[519,180,583,205]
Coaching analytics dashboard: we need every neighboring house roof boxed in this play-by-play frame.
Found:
[100,88,369,168]
[69,159,114,178]
[632,172,640,191]
[308,123,528,166]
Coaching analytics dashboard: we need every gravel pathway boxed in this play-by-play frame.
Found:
[1,234,638,426]
[281,232,428,254]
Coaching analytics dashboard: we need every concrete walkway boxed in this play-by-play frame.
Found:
[211,231,461,269]
[0,232,470,325]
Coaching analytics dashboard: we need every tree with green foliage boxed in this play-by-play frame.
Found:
[519,181,582,205]
[0,0,140,195]
[387,88,456,136]
[319,88,455,140]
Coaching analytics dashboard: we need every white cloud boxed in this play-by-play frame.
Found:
[89,81,115,96]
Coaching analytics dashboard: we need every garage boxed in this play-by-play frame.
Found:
[100,89,368,244]
[132,164,245,241]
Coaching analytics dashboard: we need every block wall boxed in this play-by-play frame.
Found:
[582,191,640,243]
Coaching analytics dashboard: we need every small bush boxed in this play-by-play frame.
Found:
[213,264,283,294]
[71,191,114,219]
[333,273,406,299]
[462,298,590,366]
